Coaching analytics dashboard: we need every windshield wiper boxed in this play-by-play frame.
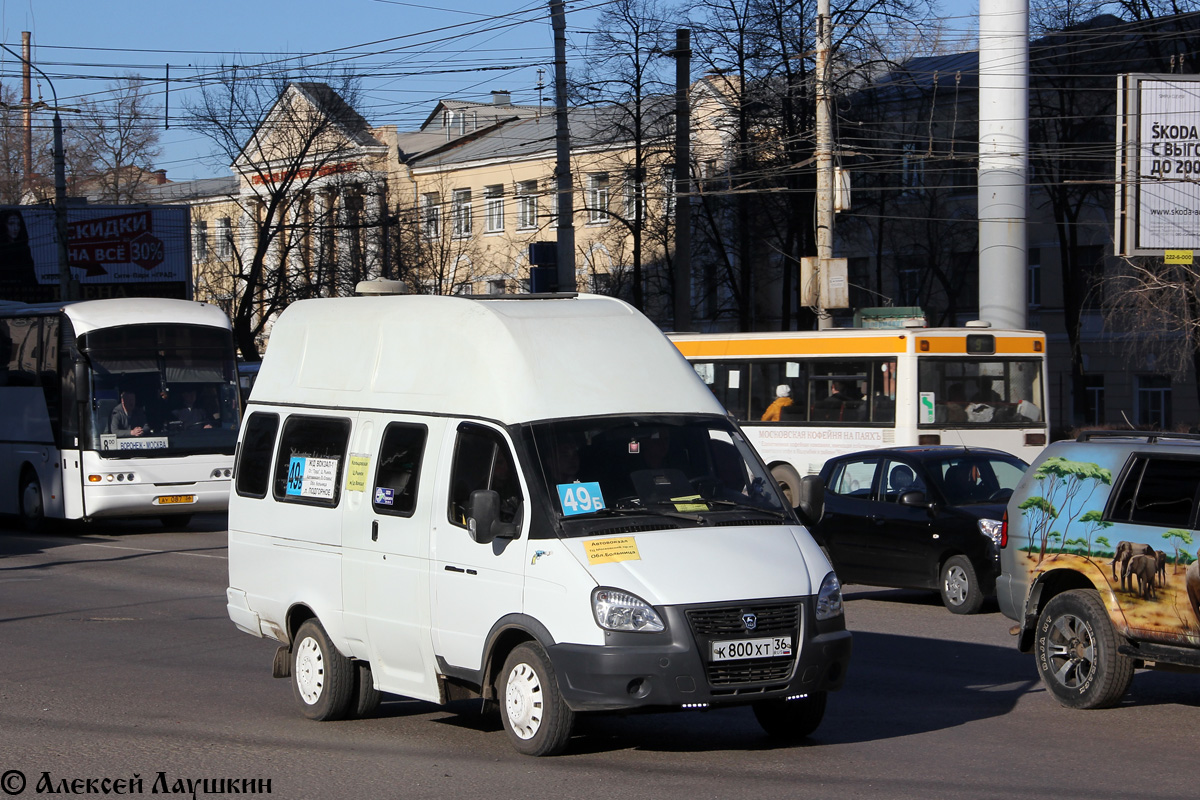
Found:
[703,499,789,518]
[576,505,709,524]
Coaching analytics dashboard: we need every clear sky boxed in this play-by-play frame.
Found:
[2,0,986,182]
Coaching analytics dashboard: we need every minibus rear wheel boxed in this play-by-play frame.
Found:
[498,642,574,756]
[291,619,355,721]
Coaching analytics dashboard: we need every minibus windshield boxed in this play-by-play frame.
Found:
[528,414,792,532]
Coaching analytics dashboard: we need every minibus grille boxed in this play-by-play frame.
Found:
[589,522,683,535]
[686,602,802,688]
[687,603,799,635]
[713,517,781,527]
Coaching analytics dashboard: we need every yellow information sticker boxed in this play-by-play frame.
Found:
[346,453,371,493]
[670,494,709,512]
[584,536,642,565]
[1165,250,1194,265]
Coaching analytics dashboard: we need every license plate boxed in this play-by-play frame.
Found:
[156,495,196,505]
[710,636,793,662]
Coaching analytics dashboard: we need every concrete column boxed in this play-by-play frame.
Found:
[977,0,1029,330]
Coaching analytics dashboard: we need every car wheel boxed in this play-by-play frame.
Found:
[752,691,827,740]
[940,555,984,614]
[291,619,355,721]
[771,464,804,508]
[498,642,574,756]
[1035,589,1133,709]
[19,470,45,533]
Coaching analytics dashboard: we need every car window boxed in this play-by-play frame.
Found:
[882,459,925,502]
[828,459,878,498]
[448,422,523,529]
[1109,456,1200,528]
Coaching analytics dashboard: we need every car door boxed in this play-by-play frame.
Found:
[868,457,940,588]
[820,457,882,583]
[429,421,531,672]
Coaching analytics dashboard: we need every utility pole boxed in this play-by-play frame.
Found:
[22,32,31,193]
[673,29,692,332]
[550,0,576,292]
[6,36,75,301]
[813,0,835,329]
[977,0,1028,330]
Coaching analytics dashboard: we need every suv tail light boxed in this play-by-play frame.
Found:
[1000,509,1008,548]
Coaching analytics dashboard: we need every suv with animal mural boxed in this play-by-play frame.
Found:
[997,431,1200,709]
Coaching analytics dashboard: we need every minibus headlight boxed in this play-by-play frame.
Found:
[591,588,664,633]
[815,572,844,621]
[979,518,1004,547]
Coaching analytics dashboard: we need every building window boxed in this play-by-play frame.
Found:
[216,217,233,259]
[587,173,609,223]
[193,221,208,260]
[1028,247,1041,308]
[421,192,441,240]
[623,169,644,221]
[484,185,504,233]
[452,189,472,238]
[1136,375,1171,428]
[516,181,538,230]
[662,166,676,217]
[1078,245,1105,309]
[488,278,507,295]
[1082,374,1104,426]
[901,143,924,194]
[896,258,922,307]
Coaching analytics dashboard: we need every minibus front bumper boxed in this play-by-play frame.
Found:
[546,597,851,712]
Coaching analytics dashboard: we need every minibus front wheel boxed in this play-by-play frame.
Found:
[291,619,355,721]
[498,642,575,756]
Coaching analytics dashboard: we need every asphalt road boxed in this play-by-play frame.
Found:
[2,516,1198,800]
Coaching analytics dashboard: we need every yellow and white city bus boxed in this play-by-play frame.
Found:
[670,326,1048,498]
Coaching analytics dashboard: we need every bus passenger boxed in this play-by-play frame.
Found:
[761,385,793,421]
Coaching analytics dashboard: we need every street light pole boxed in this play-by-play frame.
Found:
[3,38,74,301]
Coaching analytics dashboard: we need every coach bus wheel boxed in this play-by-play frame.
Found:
[19,470,45,533]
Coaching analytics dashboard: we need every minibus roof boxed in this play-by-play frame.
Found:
[251,293,725,424]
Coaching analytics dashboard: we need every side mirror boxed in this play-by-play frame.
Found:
[468,489,519,543]
[900,490,929,508]
[796,475,824,526]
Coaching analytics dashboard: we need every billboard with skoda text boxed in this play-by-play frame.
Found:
[1118,74,1200,256]
[0,204,191,303]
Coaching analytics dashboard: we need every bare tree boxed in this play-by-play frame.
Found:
[186,66,377,359]
[65,75,163,202]
[1106,258,1200,397]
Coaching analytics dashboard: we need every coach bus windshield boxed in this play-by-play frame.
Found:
[80,324,240,457]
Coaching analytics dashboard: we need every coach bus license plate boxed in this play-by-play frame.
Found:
[156,495,195,505]
[710,636,792,662]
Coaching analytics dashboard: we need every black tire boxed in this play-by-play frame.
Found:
[1035,589,1134,709]
[771,463,804,509]
[497,642,574,756]
[752,691,828,740]
[19,470,45,533]
[940,555,984,615]
[290,619,355,721]
[350,661,382,719]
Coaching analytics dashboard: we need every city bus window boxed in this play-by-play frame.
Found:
[918,358,1044,426]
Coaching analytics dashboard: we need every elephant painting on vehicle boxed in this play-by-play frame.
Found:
[1112,541,1156,593]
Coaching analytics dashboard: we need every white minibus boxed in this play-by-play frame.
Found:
[226,291,851,756]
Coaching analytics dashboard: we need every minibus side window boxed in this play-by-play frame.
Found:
[448,423,523,529]
[272,415,351,508]
[372,422,428,516]
[235,412,280,498]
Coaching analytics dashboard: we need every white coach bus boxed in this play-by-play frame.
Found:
[1,298,241,528]
[670,326,1049,500]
